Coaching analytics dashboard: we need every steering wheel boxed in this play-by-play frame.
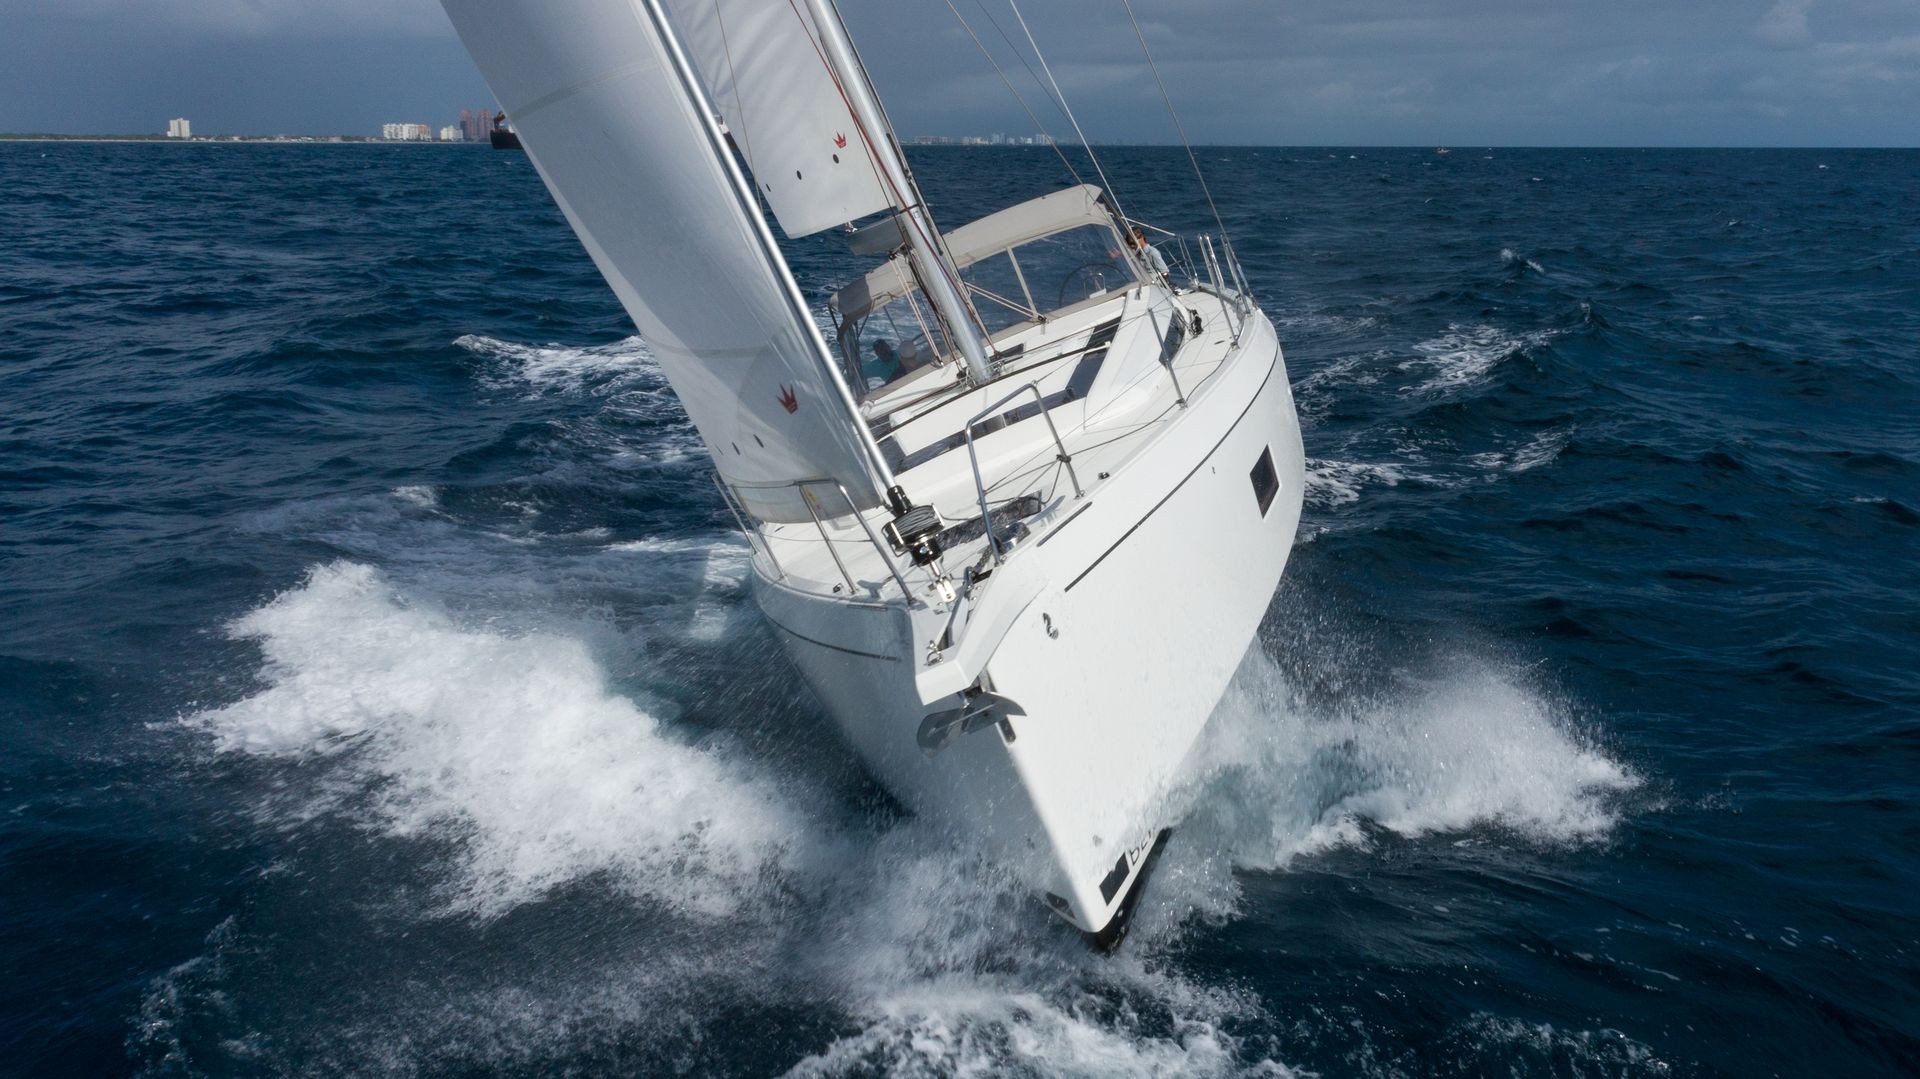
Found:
[1056,260,1125,308]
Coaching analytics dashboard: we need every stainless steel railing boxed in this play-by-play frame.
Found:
[715,473,922,604]
[962,381,1085,561]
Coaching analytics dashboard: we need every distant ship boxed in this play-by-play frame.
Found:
[489,110,522,150]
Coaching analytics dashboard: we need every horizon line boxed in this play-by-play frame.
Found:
[2,132,1916,150]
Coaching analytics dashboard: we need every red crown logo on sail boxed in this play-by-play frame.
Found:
[778,384,799,413]
[833,132,848,149]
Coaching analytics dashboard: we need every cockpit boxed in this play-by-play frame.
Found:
[830,185,1147,405]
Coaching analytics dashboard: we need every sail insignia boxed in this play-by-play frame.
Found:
[663,0,895,238]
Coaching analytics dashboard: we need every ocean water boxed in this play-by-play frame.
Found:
[2,141,1916,1076]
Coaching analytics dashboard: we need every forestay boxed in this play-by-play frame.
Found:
[441,0,891,523]
[662,0,895,239]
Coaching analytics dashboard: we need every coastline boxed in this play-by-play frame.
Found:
[0,135,482,145]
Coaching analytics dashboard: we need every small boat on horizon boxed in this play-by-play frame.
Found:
[439,0,1304,949]
[488,109,521,150]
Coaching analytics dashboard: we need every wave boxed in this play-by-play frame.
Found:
[1399,324,1557,397]
[455,333,657,395]
[1304,457,1410,507]
[1189,647,1635,875]
[1500,247,1547,275]
[153,530,1636,1073]
[185,561,814,918]
[1466,427,1573,475]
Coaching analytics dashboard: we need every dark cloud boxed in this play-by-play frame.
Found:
[1,0,1914,144]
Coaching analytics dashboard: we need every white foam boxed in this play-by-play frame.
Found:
[1466,428,1572,475]
[786,979,1265,1078]
[174,546,1636,1074]
[1292,352,1386,403]
[456,333,656,394]
[1500,247,1547,274]
[188,561,818,918]
[1304,458,1407,507]
[1400,324,1555,396]
[1175,648,1637,896]
[391,484,438,509]
[1451,1014,1670,1072]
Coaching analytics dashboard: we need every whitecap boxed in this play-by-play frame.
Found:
[1399,324,1555,396]
[1304,457,1407,507]
[187,561,819,918]
[1465,428,1572,475]
[1169,647,1638,911]
[1500,247,1547,274]
[456,333,657,395]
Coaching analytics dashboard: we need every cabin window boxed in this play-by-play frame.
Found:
[1160,310,1187,361]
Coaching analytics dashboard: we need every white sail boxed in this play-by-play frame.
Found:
[441,0,890,523]
[663,0,895,238]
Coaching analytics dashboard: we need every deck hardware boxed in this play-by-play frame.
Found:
[917,680,1027,756]
[964,381,1084,562]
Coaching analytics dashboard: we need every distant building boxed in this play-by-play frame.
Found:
[459,107,493,143]
[439,125,463,142]
[167,118,191,138]
[381,122,434,141]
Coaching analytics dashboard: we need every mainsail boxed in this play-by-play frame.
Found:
[440,0,892,523]
[662,0,895,239]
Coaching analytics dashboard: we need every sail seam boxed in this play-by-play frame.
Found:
[508,60,655,122]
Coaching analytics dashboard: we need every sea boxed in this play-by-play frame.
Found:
[2,141,1916,1076]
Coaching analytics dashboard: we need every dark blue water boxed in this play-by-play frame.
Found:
[3,141,1917,1076]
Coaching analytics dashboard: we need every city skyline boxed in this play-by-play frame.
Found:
[2,1,1916,146]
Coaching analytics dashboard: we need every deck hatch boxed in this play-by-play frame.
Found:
[1251,447,1280,516]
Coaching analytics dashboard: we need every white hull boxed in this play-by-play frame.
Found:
[753,306,1304,937]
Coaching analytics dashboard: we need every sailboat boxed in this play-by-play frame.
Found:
[439,0,1304,948]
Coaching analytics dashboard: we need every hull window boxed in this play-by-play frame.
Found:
[1251,447,1280,516]
[1098,851,1132,904]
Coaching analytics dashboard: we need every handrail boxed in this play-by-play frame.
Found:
[1200,234,1243,341]
[718,473,923,604]
[713,473,782,580]
[963,380,1084,560]
[802,479,916,602]
[798,486,858,596]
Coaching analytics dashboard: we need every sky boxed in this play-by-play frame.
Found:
[1,0,1915,145]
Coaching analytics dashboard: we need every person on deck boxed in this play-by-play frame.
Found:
[1132,226,1171,280]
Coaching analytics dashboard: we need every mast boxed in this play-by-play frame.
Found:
[438,0,904,525]
[800,0,996,387]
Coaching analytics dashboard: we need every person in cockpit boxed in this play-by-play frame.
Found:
[1132,226,1171,279]
[871,339,904,385]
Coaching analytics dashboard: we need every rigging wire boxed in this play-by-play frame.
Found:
[1116,0,1245,291]
[940,0,1085,188]
[709,3,758,181]
[782,0,994,352]
[1002,0,1132,228]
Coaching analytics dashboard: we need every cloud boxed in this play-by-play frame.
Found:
[2,0,1917,143]
[1756,0,1815,47]
[16,0,452,39]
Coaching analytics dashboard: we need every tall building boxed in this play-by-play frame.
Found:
[381,122,433,141]
[439,125,463,142]
[460,108,490,143]
[166,118,191,138]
